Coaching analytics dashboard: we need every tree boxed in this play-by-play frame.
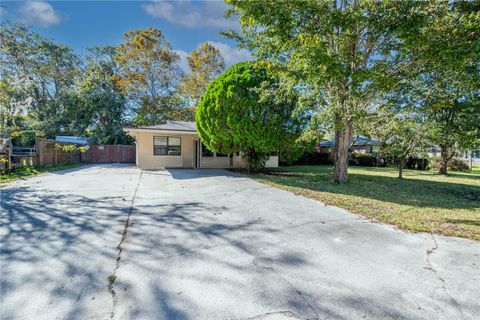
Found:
[196,62,301,172]
[419,71,480,175]
[400,2,480,174]
[179,43,225,120]
[225,0,423,182]
[1,22,80,140]
[373,111,430,179]
[78,46,130,144]
[114,28,184,125]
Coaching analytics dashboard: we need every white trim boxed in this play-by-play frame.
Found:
[124,128,197,135]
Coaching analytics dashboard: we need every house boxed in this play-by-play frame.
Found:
[124,121,279,169]
[317,136,379,155]
[55,136,90,145]
[459,149,480,165]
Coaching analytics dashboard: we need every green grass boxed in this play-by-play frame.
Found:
[472,165,480,175]
[254,165,480,240]
[0,163,84,183]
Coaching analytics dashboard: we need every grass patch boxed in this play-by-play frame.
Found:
[254,165,480,240]
[472,165,480,175]
[0,163,84,183]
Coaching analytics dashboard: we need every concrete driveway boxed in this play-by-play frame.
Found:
[1,164,479,320]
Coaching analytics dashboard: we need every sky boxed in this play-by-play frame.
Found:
[0,0,252,70]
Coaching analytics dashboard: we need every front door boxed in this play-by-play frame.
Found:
[194,139,200,168]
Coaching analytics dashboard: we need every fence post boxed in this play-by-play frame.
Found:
[37,139,43,166]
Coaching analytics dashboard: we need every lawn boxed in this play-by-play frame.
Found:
[0,163,84,183]
[254,165,480,240]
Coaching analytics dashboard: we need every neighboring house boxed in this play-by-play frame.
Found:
[124,121,278,169]
[428,148,480,165]
[55,136,90,145]
[317,136,379,155]
[459,149,480,165]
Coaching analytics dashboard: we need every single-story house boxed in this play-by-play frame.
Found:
[317,136,379,154]
[124,121,278,169]
[429,148,480,165]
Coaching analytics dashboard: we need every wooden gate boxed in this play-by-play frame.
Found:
[84,145,135,163]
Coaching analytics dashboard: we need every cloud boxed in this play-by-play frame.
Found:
[142,0,238,29]
[19,1,62,27]
[206,41,252,67]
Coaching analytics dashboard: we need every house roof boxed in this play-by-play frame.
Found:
[55,136,90,145]
[131,121,196,132]
[319,136,379,147]
[319,139,335,147]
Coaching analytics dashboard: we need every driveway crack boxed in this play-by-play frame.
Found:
[108,171,142,319]
[228,310,309,319]
[425,233,466,319]
[251,259,319,320]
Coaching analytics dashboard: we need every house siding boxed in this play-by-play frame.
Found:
[136,132,193,169]
[132,130,279,169]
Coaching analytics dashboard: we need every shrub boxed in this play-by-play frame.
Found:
[289,152,333,165]
[196,62,302,172]
[405,157,430,170]
[430,157,470,172]
[279,143,316,165]
[349,153,377,167]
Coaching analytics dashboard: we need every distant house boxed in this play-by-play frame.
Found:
[55,136,90,145]
[124,121,278,169]
[459,149,480,165]
[428,148,480,165]
[317,136,379,155]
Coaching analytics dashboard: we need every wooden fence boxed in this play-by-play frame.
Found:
[36,139,135,166]
[83,144,135,163]
[37,139,81,166]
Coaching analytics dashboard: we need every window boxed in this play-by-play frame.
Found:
[202,143,214,157]
[154,136,181,156]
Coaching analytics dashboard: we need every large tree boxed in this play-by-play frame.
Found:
[179,43,225,120]
[1,23,80,140]
[373,109,431,179]
[225,0,423,182]
[401,2,480,175]
[227,0,424,182]
[114,28,184,125]
[78,46,130,144]
[196,61,302,172]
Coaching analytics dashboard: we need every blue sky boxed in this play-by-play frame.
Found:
[0,1,251,68]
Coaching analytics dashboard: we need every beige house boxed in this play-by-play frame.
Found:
[124,121,278,169]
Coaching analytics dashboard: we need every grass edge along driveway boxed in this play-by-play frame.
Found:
[253,165,480,240]
[0,163,84,183]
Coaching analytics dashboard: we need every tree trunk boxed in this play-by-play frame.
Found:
[439,145,449,175]
[333,118,353,183]
[398,158,405,179]
[469,150,473,170]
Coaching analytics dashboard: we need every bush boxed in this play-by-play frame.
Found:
[405,157,430,170]
[288,152,333,165]
[430,157,470,172]
[11,130,36,146]
[196,61,301,172]
[279,143,316,165]
[349,153,377,167]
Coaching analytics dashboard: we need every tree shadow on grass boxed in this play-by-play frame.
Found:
[442,171,480,181]
[260,167,480,211]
